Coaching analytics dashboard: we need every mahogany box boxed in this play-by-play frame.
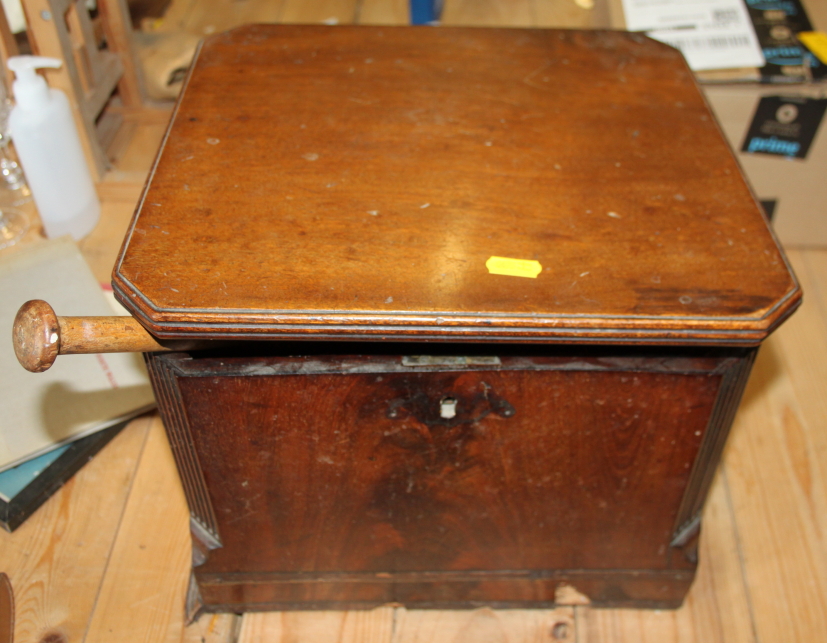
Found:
[109,25,800,614]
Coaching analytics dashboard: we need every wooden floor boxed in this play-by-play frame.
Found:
[2,1,827,641]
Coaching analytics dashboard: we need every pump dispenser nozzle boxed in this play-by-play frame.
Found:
[7,56,62,110]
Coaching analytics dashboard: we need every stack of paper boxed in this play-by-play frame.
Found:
[0,237,155,481]
[621,0,766,73]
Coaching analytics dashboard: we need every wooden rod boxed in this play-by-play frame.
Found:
[13,299,202,373]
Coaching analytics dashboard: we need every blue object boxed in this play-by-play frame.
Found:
[0,445,70,501]
[410,0,442,24]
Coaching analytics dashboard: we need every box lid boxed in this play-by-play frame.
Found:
[113,25,800,346]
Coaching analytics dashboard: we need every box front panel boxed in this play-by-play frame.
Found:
[163,354,723,580]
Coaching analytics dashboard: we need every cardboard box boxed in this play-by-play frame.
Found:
[606,0,827,247]
[703,84,827,247]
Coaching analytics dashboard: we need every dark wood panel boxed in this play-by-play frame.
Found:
[196,569,694,610]
[145,353,221,544]
[145,345,758,610]
[180,366,715,574]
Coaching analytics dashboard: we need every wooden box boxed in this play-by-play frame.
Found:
[111,25,800,614]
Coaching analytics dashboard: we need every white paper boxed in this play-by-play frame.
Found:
[621,0,765,72]
[0,237,155,472]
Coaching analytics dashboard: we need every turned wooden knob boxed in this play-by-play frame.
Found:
[12,299,185,372]
[13,300,61,373]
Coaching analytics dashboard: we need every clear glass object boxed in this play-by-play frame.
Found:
[0,206,27,249]
[0,72,31,249]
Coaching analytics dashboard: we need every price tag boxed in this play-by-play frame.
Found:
[485,256,542,279]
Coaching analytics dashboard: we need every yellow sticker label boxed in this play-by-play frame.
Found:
[799,31,827,65]
[485,256,542,279]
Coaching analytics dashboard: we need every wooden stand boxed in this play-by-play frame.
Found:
[145,344,757,614]
[13,25,801,616]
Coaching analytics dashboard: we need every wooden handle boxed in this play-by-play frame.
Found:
[13,300,200,372]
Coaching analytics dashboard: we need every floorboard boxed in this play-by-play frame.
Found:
[392,608,576,643]
[0,417,152,643]
[238,607,396,642]
[280,0,359,24]
[83,416,193,643]
[441,0,536,27]
[720,270,827,641]
[359,0,409,25]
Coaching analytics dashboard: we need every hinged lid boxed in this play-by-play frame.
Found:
[113,25,800,346]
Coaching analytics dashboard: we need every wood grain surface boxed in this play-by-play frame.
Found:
[141,347,756,611]
[719,249,827,642]
[12,300,180,372]
[0,417,153,643]
[83,416,193,643]
[113,24,799,344]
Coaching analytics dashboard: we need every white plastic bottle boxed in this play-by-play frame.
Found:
[7,56,100,240]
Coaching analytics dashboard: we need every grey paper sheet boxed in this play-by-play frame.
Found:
[0,237,155,471]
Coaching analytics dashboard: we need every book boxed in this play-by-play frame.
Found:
[1,236,156,473]
[0,420,129,531]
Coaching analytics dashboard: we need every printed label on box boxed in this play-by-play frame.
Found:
[744,0,826,82]
[742,95,827,159]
